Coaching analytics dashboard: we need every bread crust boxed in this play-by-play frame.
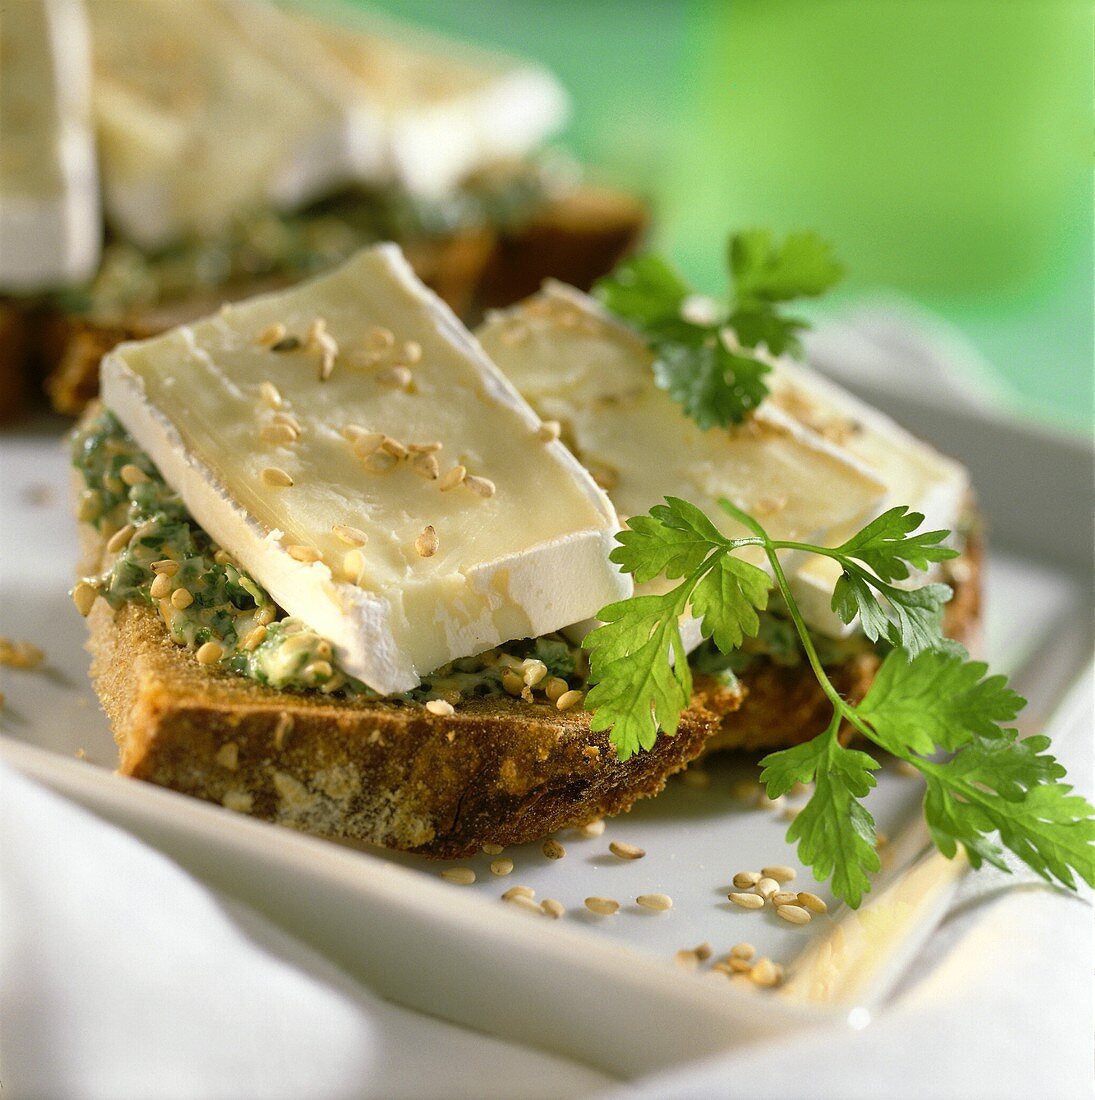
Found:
[86,597,727,857]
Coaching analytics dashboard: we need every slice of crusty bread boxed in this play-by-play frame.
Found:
[42,186,644,417]
[86,597,726,857]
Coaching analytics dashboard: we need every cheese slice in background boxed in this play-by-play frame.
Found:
[0,0,100,291]
[476,283,888,643]
[273,1,569,199]
[87,0,355,248]
[767,358,971,638]
[101,245,627,694]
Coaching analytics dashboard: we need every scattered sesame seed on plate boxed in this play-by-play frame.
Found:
[440,868,476,885]
[797,891,828,914]
[762,864,796,883]
[540,899,565,919]
[72,582,98,617]
[502,886,535,901]
[608,841,645,861]
[732,871,760,889]
[584,897,619,916]
[490,858,514,877]
[776,904,812,925]
[636,893,673,912]
[542,839,566,860]
[728,892,765,910]
[439,465,467,491]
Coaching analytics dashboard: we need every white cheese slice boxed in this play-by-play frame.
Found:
[87,0,354,248]
[767,359,971,637]
[476,283,889,645]
[0,0,100,291]
[272,2,569,199]
[100,245,627,694]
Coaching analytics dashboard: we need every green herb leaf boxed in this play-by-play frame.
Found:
[729,229,844,303]
[834,505,959,582]
[584,593,692,759]
[857,648,1026,754]
[611,497,727,584]
[831,568,952,657]
[920,733,1095,889]
[593,228,843,429]
[760,730,882,908]
[690,554,770,653]
[651,340,772,431]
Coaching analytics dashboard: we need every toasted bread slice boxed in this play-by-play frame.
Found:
[85,597,725,858]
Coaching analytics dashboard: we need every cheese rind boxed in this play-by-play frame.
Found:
[768,359,970,637]
[477,284,890,642]
[101,245,627,693]
[0,0,100,290]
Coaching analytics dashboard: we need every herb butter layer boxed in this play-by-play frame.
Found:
[100,244,627,694]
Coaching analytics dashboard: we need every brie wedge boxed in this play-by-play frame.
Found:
[87,0,353,248]
[274,2,569,200]
[477,284,889,641]
[768,359,970,637]
[101,245,627,694]
[0,0,100,291]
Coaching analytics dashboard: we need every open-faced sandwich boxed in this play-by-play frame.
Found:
[0,0,644,420]
[68,230,982,857]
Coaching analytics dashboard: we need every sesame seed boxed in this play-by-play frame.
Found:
[776,904,812,925]
[729,942,755,960]
[366,325,394,352]
[408,441,443,454]
[151,559,179,575]
[376,366,412,389]
[732,871,761,889]
[426,698,455,717]
[149,572,173,600]
[169,588,194,610]
[260,423,298,445]
[400,340,422,364]
[771,891,799,908]
[728,957,752,974]
[315,334,337,381]
[287,545,321,563]
[414,525,439,558]
[544,677,569,702]
[536,420,561,443]
[542,839,566,860]
[119,463,148,486]
[609,841,645,861]
[555,689,583,712]
[522,660,548,687]
[501,669,524,696]
[541,899,566,919]
[693,943,713,961]
[439,465,467,491]
[257,323,287,347]
[502,885,534,901]
[637,893,673,911]
[342,549,366,582]
[243,626,267,651]
[762,865,796,883]
[507,895,543,915]
[411,452,440,480]
[72,582,98,617]
[0,639,45,669]
[728,892,765,910]
[306,317,326,343]
[490,858,514,876]
[272,412,302,433]
[381,436,408,460]
[440,868,476,885]
[332,524,368,546]
[259,380,283,408]
[106,524,135,553]
[261,466,294,488]
[750,957,780,987]
[196,641,224,666]
[584,897,619,916]
[576,818,605,839]
[255,607,276,626]
[464,474,496,499]
[481,843,504,855]
[270,335,301,352]
[755,877,779,899]
[797,891,828,914]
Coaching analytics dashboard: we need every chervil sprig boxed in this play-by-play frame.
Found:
[593,230,843,429]
[583,497,1095,907]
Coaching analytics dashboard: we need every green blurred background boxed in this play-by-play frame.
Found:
[366,0,1092,434]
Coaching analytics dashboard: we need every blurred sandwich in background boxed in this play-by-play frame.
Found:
[0,0,645,420]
